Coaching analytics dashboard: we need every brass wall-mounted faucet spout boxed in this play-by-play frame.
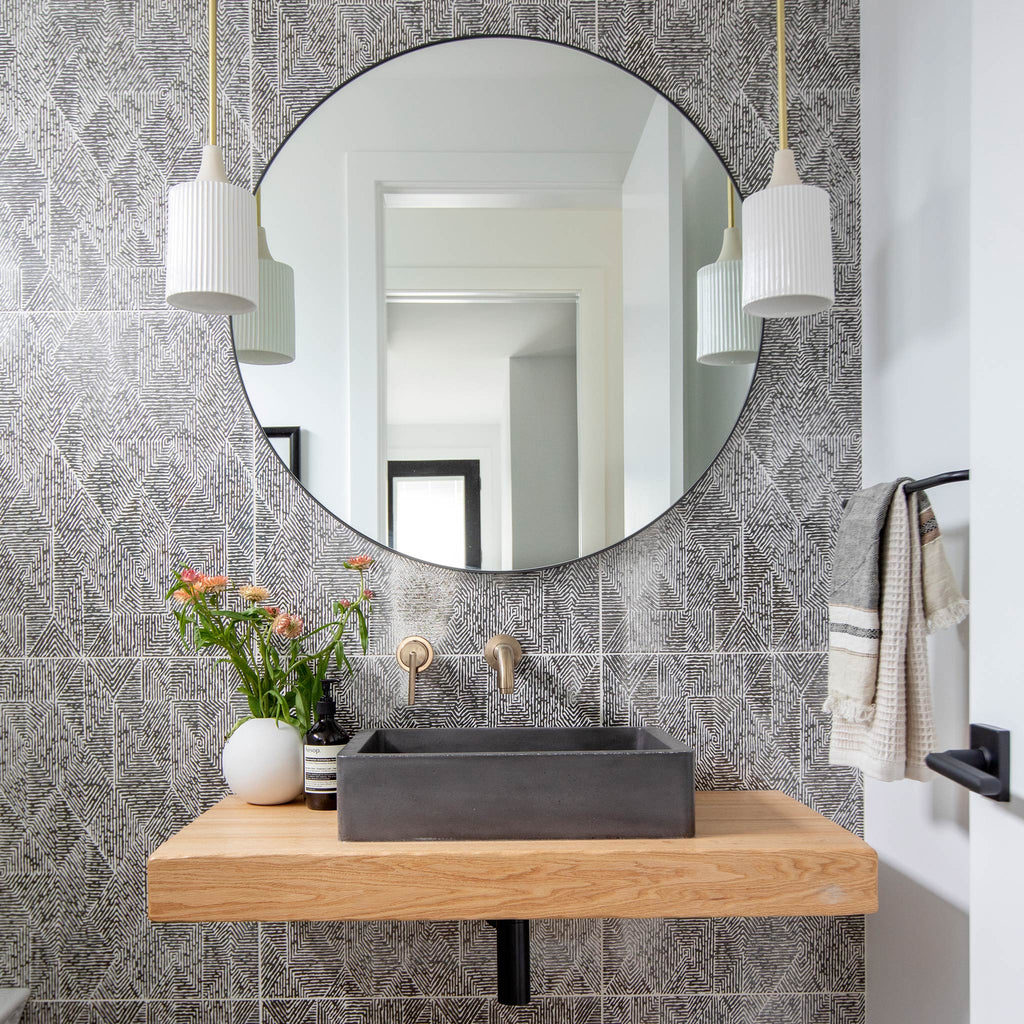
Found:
[485,635,523,695]
[397,636,434,704]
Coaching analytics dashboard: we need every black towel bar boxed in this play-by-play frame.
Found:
[925,724,1010,801]
[841,470,969,509]
[903,469,970,495]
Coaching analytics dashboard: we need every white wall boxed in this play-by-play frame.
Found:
[861,2,971,1022]
[509,354,579,568]
[968,2,1024,1019]
[621,102,684,533]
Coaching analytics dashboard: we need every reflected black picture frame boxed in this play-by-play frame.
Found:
[265,427,301,481]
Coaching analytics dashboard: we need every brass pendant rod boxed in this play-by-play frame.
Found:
[208,0,218,147]
[776,0,788,149]
[727,179,735,229]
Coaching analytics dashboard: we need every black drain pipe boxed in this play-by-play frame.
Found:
[488,919,531,1005]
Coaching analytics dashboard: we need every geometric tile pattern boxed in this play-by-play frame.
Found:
[0,1,862,1022]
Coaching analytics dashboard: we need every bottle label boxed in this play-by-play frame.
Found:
[304,744,344,792]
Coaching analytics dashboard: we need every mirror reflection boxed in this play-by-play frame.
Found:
[237,38,759,570]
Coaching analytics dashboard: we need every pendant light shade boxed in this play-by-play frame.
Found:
[697,182,762,365]
[741,0,834,319]
[164,0,257,315]
[741,149,834,318]
[233,226,296,364]
[166,145,258,314]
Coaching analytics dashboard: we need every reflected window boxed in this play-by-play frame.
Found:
[388,460,482,568]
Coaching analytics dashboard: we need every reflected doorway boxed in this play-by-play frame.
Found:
[387,459,483,568]
[386,293,580,569]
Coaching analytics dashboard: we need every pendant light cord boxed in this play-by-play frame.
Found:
[727,179,735,228]
[776,0,788,149]
[208,0,217,147]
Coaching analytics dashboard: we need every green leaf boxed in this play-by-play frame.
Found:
[226,715,254,739]
[216,608,261,622]
[355,605,368,653]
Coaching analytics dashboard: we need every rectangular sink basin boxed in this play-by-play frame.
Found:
[337,726,695,841]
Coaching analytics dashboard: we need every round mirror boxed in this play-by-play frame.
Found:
[236,37,759,571]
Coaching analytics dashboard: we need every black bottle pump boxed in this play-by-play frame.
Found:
[303,679,349,811]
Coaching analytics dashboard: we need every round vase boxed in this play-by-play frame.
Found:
[222,717,303,805]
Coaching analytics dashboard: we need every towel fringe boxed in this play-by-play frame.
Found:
[823,694,877,723]
[927,598,969,634]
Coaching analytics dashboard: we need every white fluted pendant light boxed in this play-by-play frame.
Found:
[233,207,296,364]
[165,0,257,315]
[697,181,762,365]
[742,0,834,318]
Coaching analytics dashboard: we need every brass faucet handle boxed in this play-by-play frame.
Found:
[396,636,434,705]
[484,634,523,696]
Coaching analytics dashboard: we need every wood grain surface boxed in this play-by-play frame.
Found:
[147,791,877,922]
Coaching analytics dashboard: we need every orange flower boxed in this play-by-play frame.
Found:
[345,555,373,570]
[272,612,303,639]
[196,574,229,594]
[172,588,195,603]
[239,584,270,603]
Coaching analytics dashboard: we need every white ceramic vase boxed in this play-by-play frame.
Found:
[222,717,303,805]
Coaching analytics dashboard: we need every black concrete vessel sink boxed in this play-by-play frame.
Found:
[336,726,695,841]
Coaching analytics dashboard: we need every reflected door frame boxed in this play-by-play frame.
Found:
[344,150,621,558]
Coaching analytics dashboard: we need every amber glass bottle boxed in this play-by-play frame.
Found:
[303,680,349,810]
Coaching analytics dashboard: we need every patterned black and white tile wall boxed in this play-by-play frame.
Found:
[0,1,862,1021]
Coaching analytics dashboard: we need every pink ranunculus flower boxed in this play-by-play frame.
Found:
[345,555,373,570]
[180,568,202,583]
[272,612,303,639]
[362,589,374,600]
[337,599,352,610]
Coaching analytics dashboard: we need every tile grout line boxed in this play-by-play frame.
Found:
[3,651,828,663]
[32,991,865,1002]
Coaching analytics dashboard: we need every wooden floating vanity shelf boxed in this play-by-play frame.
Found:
[147,790,877,922]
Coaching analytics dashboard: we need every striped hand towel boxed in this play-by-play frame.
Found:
[824,481,901,723]
[826,482,968,781]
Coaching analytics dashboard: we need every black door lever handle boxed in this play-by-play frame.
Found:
[925,724,1010,802]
